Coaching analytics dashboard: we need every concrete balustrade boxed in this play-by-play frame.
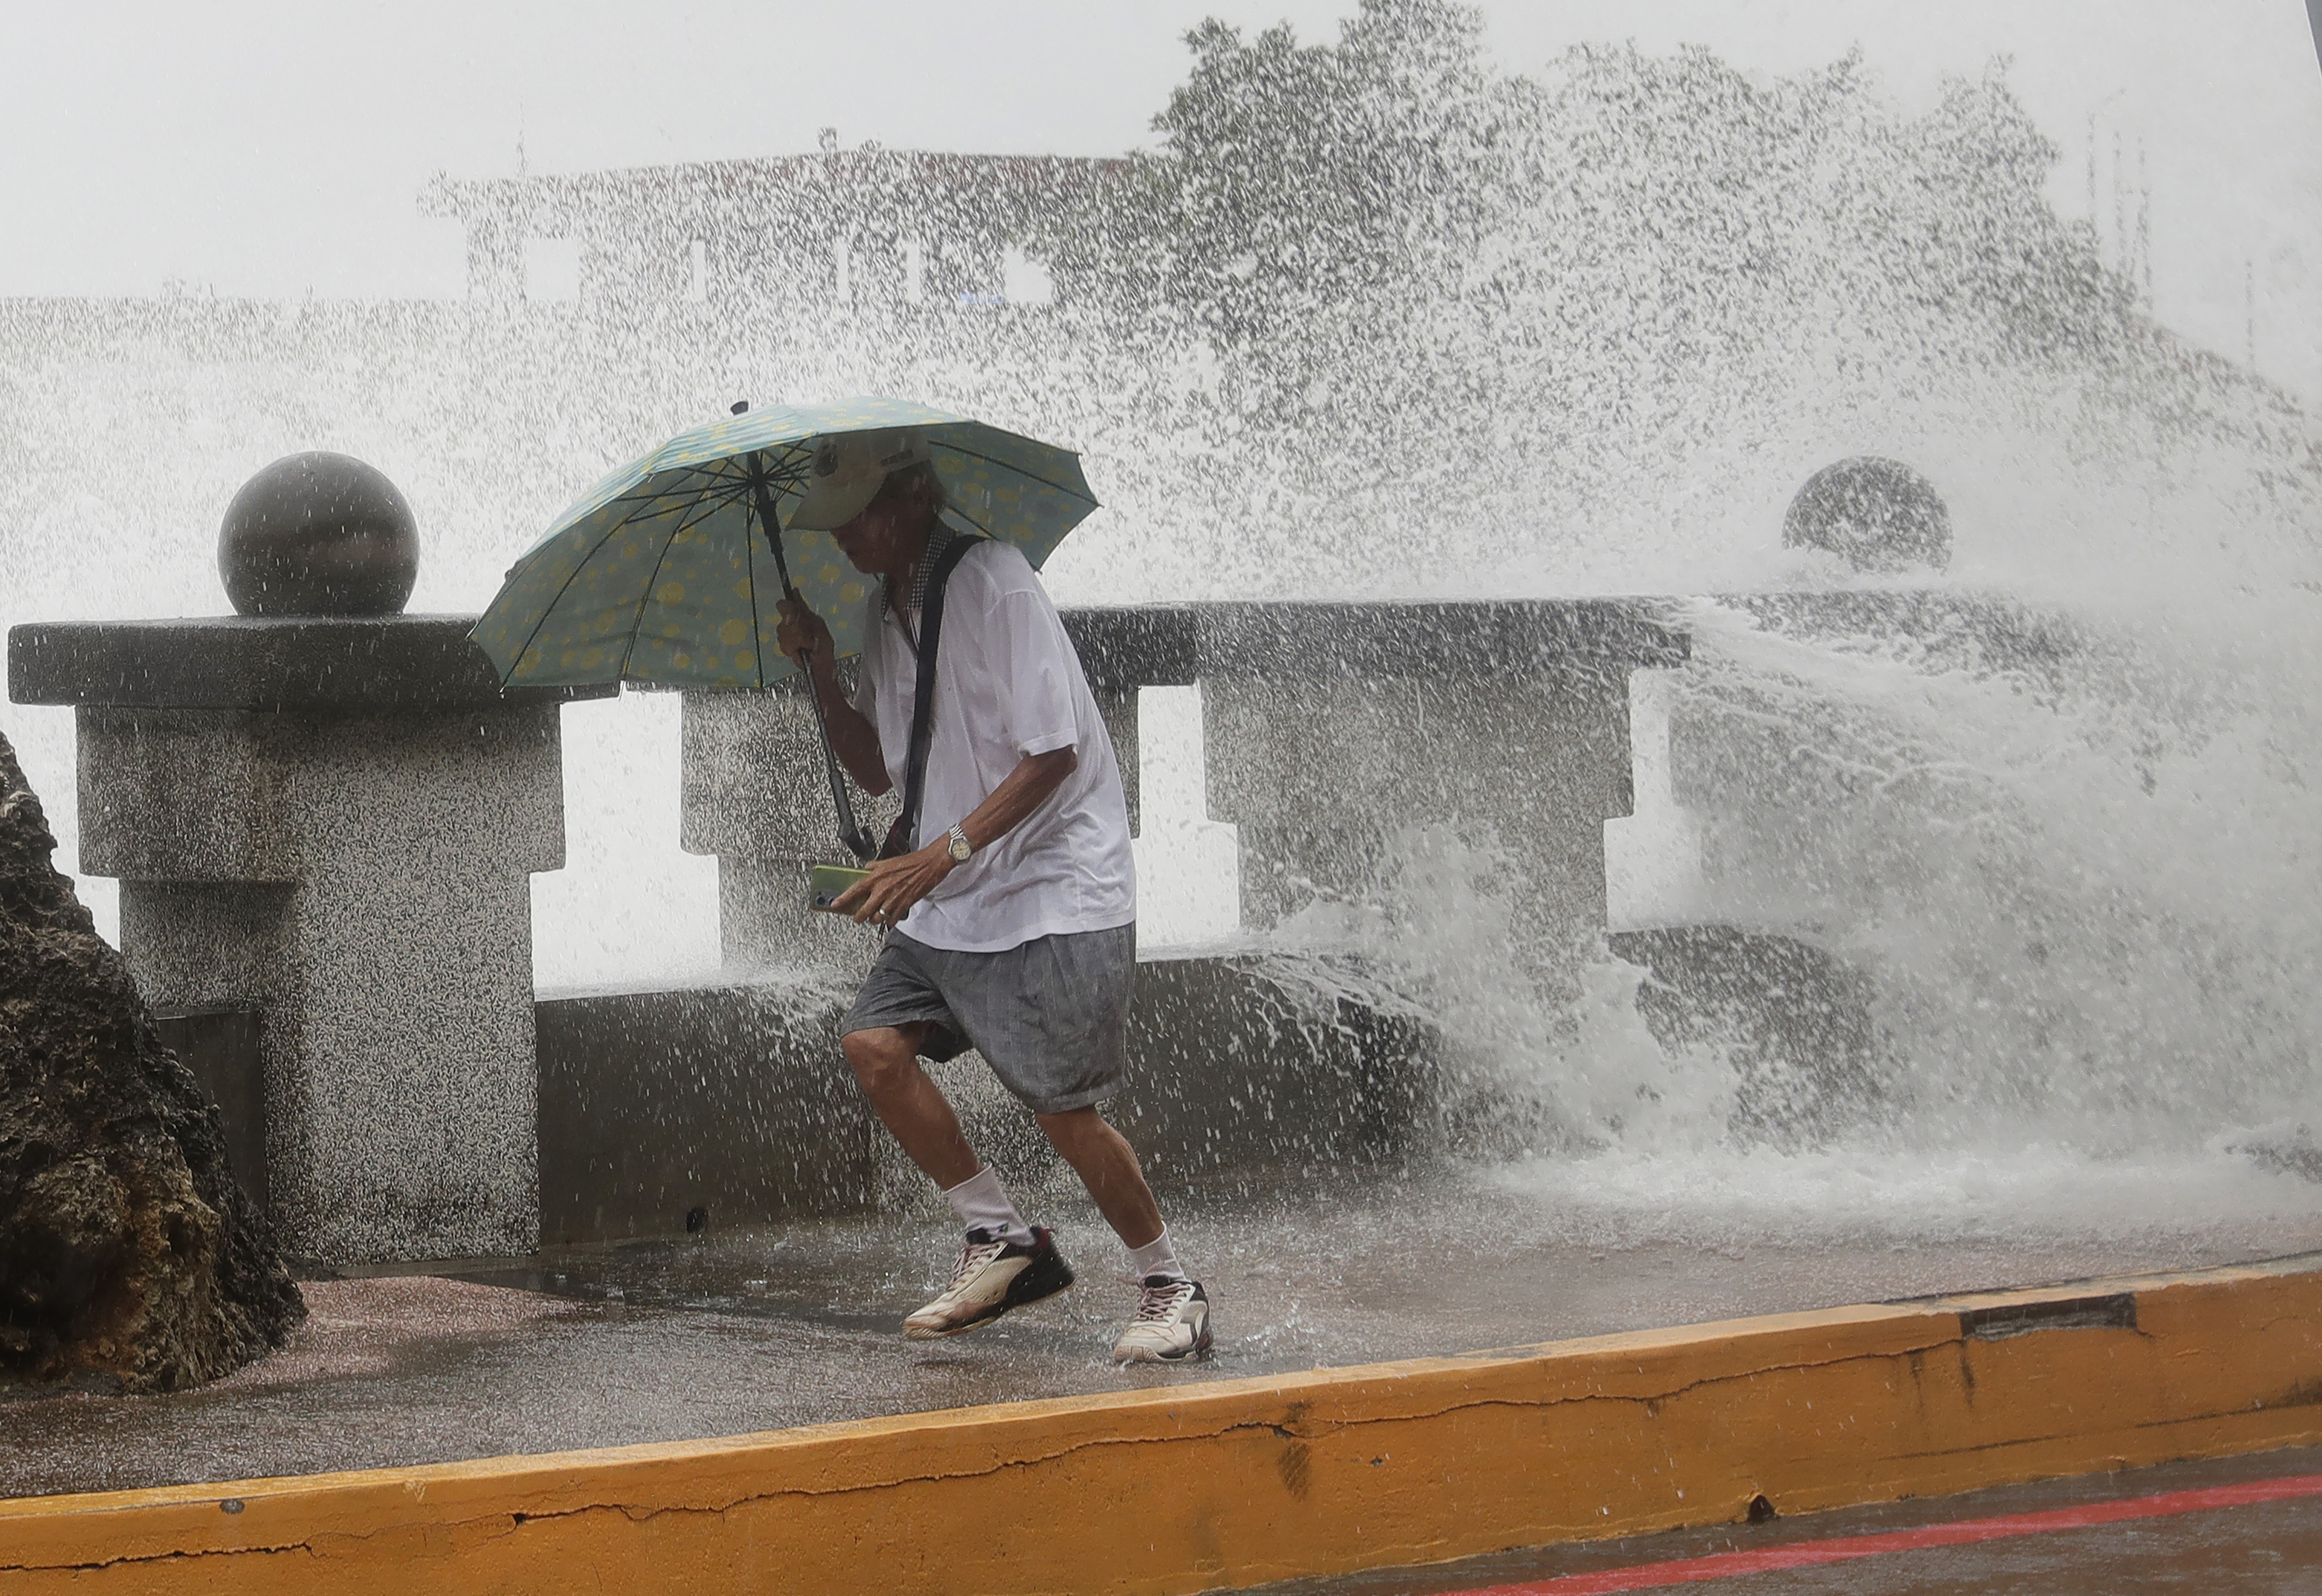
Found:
[7,616,608,1264]
[10,596,1690,1259]
[681,601,1685,971]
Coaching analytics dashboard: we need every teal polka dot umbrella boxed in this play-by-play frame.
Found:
[470,397,1099,692]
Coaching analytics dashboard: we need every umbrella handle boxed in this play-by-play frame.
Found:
[751,463,877,863]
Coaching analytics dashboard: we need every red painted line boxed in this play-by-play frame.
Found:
[1430,1473,2322,1596]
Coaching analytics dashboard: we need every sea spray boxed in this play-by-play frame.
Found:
[2,12,2317,1218]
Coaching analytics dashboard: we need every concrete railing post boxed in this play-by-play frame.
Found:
[680,682,896,969]
[1197,601,1688,964]
[9,618,608,1263]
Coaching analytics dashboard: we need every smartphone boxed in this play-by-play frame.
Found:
[808,863,872,914]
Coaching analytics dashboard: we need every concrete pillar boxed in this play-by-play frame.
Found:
[1603,667,1709,931]
[680,683,896,971]
[1197,601,1687,966]
[9,616,607,1263]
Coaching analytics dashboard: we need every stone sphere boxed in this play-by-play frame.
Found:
[218,452,419,616]
[1781,457,1952,574]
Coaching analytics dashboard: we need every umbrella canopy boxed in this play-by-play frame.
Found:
[470,397,1098,690]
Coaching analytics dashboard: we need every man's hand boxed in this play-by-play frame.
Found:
[774,595,891,794]
[774,595,836,671]
[832,841,954,926]
[831,746,1077,928]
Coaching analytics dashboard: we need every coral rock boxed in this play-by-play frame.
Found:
[0,729,302,1392]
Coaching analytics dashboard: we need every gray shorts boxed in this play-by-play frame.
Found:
[842,924,1136,1115]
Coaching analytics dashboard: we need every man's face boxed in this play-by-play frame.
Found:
[829,478,932,578]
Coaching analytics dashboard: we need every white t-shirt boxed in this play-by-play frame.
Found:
[848,538,1136,954]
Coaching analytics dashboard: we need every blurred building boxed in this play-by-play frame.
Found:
[419,142,1122,314]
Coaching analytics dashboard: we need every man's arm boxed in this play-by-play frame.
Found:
[955,744,1077,854]
[776,597,890,795]
[803,655,890,796]
[833,745,1078,926]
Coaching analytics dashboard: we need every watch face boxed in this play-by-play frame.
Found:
[948,831,972,862]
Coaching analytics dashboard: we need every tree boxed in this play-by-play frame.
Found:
[1031,6,2316,594]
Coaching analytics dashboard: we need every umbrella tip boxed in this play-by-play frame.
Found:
[730,400,750,416]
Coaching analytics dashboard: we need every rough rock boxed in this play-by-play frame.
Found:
[0,728,302,1392]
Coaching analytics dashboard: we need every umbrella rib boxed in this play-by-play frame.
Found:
[595,483,681,509]
[523,472,717,580]
[503,490,678,683]
[935,439,1098,505]
[508,481,663,574]
[617,488,734,682]
[622,471,757,509]
[944,499,998,540]
[583,466,755,520]
[502,430,938,685]
[681,478,756,514]
[558,480,697,528]
[507,472,761,681]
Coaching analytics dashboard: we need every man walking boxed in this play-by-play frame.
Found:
[773,428,1211,1363]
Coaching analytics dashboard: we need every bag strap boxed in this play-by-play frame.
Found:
[882,531,986,859]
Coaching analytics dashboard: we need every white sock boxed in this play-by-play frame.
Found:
[942,1166,1033,1247]
[1127,1226,1188,1284]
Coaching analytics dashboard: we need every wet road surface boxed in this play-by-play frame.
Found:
[1246,1447,2322,1594]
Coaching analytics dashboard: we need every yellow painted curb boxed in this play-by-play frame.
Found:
[5,1254,2320,1594]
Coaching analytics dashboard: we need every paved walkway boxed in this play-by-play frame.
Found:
[5,1161,2318,1499]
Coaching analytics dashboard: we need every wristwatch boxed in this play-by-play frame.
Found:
[946,823,973,864]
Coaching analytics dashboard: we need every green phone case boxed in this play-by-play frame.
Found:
[808,864,871,914]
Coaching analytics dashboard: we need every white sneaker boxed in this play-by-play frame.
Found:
[903,1226,1074,1340]
[1113,1275,1213,1363]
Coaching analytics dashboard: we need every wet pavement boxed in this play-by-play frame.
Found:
[1247,1445,2322,1594]
[4,1163,2319,1499]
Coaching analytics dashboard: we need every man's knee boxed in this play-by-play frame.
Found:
[842,1027,918,1094]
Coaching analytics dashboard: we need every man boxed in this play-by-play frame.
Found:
[773,427,1212,1364]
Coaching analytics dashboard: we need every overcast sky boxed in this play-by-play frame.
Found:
[6,2,2321,394]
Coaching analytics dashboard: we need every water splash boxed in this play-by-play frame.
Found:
[2,12,2318,1234]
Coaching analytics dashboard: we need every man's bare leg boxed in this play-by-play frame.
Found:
[846,1025,1069,1339]
[1042,1106,1209,1361]
[841,1025,979,1188]
[1034,1106,1165,1250]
